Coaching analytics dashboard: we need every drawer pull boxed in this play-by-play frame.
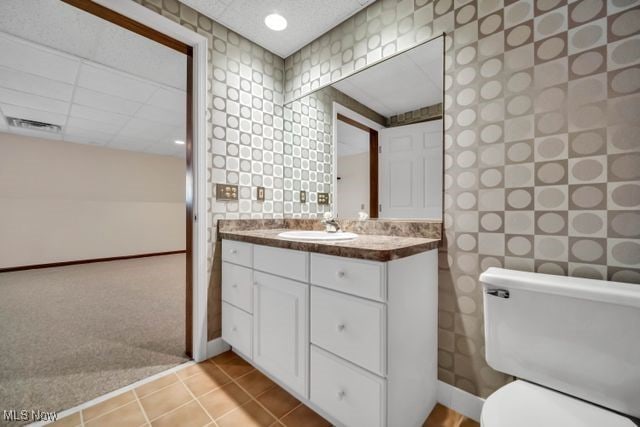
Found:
[232,283,238,289]
[337,389,346,400]
[337,323,346,332]
[230,249,237,254]
[337,270,346,278]
[232,326,237,332]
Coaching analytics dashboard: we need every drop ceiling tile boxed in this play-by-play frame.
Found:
[69,104,129,127]
[66,116,122,134]
[0,33,80,84]
[0,66,74,101]
[116,117,175,141]
[72,87,142,116]
[167,126,186,142]
[0,0,104,61]
[0,103,66,125]
[135,104,183,126]
[76,63,158,103]
[93,25,187,91]
[64,124,113,144]
[0,87,69,114]
[146,87,186,113]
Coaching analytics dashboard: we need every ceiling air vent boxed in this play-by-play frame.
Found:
[6,117,62,133]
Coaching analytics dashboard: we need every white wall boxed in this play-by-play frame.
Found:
[336,152,369,218]
[0,132,186,268]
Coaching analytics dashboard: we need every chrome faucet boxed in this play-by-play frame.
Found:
[321,213,341,233]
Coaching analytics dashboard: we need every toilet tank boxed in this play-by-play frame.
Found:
[480,268,640,418]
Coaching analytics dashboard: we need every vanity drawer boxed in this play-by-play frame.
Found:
[222,240,253,267]
[254,244,308,282]
[311,286,386,376]
[310,345,386,427]
[311,253,386,302]
[222,262,253,313]
[222,302,252,358]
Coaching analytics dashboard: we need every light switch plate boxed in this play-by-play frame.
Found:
[317,192,329,205]
[300,190,307,203]
[256,186,265,201]
[216,183,238,200]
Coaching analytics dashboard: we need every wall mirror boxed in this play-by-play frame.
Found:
[284,35,444,220]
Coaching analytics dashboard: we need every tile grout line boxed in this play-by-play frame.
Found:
[132,389,152,426]
[68,369,201,426]
[79,393,138,425]
[277,403,303,422]
[212,357,289,425]
[175,368,219,427]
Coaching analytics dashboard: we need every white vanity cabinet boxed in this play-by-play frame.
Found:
[221,239,438,427]
[253,271,308,397]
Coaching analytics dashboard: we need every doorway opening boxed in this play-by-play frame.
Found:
[0,0,208,416]
[336,113,379,219]
[60,0,195,359]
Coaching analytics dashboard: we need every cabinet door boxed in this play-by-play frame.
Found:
[253,271,309,398]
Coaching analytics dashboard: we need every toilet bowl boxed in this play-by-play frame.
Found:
[481,380,634,427]
[479,268,640,426]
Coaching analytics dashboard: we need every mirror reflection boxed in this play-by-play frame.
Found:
[285,35,444,220]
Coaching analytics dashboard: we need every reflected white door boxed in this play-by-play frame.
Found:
[379,120,442,218]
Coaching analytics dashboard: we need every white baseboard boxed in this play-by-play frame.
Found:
[437,380,485,422]
[206,337,230,359]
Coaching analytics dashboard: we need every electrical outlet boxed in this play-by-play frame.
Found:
[256,186,265,201]
[300,190,307,203]
[215,183,238,200]
[318,192,330,205]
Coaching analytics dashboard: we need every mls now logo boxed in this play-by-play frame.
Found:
[3,409,58,422]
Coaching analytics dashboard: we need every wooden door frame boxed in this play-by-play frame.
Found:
[333,106,384,218]
[336,114,379,218]
[60,0,209,361]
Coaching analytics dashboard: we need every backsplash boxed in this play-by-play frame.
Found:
[135,0,640,398]
[218,218,442,239]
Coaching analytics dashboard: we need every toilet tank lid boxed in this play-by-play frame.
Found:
[479,268,640,309]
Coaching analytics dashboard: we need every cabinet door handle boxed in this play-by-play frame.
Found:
[337,323,346,332]
[232,326,237,332]
[337,270,346,278]
[232,283,238,289]
[230,249,237,254]
[337,389,346,400]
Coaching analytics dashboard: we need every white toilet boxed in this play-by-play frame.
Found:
[479,268,640,427]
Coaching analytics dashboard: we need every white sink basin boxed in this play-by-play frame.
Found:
[278,230,358,241]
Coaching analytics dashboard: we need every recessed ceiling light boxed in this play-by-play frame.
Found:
[175,140,185,145]
[264,13,287,31]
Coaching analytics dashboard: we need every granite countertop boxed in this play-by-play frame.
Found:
[218,228,440,262]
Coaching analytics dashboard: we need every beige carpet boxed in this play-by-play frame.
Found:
[0,254,189,424]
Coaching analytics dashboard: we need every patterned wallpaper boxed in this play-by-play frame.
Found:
[136,0,640,397]
[283,0,640,398]
[133,0,288,338]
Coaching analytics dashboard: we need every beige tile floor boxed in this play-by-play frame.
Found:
[50,351,477,427]
[50,351,329,427]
